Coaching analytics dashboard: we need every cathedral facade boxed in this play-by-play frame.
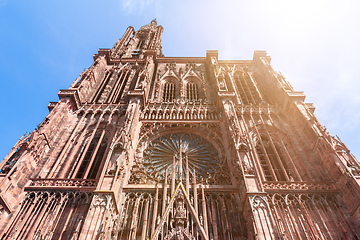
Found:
[0,20,360,239]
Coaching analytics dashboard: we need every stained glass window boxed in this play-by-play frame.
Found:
[141,133,221,182]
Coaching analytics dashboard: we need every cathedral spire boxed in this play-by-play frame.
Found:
[111,19,163,59]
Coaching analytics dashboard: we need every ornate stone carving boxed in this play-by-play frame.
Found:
[141,102,219,121]
[135,132,228,184]
[28,178,98,189]
[263,181,336,191]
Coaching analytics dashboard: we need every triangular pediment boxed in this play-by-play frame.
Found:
[119,62,132,71]
[151,182,208,240]
[232,64,245,75]
[182,68,204,84]
[160,69,181,83]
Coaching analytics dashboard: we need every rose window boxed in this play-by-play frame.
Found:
[141,133,221,182]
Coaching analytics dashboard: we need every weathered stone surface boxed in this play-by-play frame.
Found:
[0,20,359,239]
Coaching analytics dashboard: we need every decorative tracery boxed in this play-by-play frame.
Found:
[267,193,356,238]
[186,82,199,101]
[255,133,296,182]
[140,133,222,183]
[233,70,263,104]
[162,82,176,102]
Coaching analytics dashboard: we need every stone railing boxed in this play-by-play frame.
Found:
[141,102,219,121]
[26,178,98,191]
[235,104,280,115]
[263,181,336,192]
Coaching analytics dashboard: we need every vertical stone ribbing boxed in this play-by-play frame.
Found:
[1,22,359,240]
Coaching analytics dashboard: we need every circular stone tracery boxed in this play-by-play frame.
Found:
[141,133,221,182]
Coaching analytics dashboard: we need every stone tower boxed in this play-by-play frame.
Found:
[1,20,359,239]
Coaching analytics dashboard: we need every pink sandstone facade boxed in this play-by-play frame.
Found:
[0,20,360,239]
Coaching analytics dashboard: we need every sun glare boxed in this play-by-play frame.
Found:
[263,0,333,34]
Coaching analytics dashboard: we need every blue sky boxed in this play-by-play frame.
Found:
[1,0,360,160]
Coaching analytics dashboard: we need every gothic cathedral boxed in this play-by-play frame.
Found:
[1,20,360,239]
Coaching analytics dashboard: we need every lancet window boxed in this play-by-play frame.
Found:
[107,69,131,104]
[129,70,146,90]
[3,191,92,239]
[91,70,112,103]
[128,70,139,91]
[73,129,110,179]
[186,82,199,101]
[91,68,132,104]
[255,135,292,181]
[268,194,356,238]
[162,82,176,102]
[233,71,263,104]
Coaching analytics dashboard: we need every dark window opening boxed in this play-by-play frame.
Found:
[75,133,109,179]
[186,82,199,101]
[234,72,262,104]
[256,137,289,181]
[107,70,131,103]
[92,71,112,103]
[162,82,175,102]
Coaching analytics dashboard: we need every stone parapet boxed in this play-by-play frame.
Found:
[26,178,98,191]
[263,181,337,192]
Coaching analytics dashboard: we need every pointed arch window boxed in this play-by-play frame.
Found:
[107,69,131,104]
[90,68,132,104]
[74,130,110,179]
[162,82,176,102]
[186,82,198,101]
[234,71,263,104]
[91,70,112,103]
[256,136,291,181]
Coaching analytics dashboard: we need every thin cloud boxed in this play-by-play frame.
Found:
[121,0,155,15]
